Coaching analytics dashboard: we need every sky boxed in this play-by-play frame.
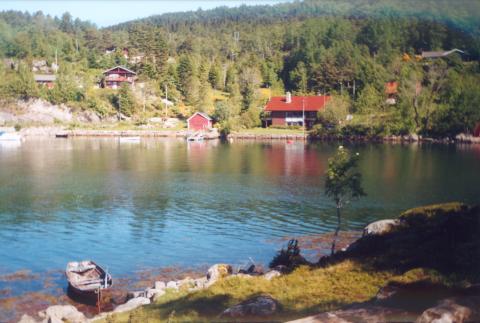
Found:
[0,0,290,27]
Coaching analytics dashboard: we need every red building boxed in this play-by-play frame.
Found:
[264,92,331,128]
[385,81,398,105]
[102,66,136,89]
[187,112,212,131]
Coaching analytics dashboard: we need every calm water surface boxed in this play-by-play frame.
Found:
[0,138,479,276]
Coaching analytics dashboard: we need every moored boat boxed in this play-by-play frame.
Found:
[119,136,141,143]
[0,131,23,141]
[66,260,112,296]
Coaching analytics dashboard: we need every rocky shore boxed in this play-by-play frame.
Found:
[15,202,480,323]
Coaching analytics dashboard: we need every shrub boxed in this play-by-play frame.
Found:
[269,239,308,271]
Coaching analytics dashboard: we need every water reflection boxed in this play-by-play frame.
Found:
[0,138,479,277]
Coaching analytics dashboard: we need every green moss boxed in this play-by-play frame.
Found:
[400,202,468,220]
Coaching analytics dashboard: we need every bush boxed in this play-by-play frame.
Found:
[269,239,308,271]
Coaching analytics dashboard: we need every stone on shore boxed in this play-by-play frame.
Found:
[113,297,150,313]
[38,305,86,323]
[416,299,472,323]
[363,219,400,236]
[127,290,146,299]
[146,288,165,300]
[18,314,38,323]
[221,295,279,318]
[166,281,178,289]
[206,264,232,285]
[264,270,282,280]
[154,281,166,290]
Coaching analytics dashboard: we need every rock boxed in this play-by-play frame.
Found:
[221,295,279,318]
[363,219,400,236]
[18,314,38,323]
[145,288,166,300]
[273,265,289,273]
[416,299,472,323]
[287,306,412,323]
[166,281,178,289]
[375,285,399,301]
[264,270,282,280]
[206,264,233,284]
[38,305,86,323]
[154,281,166,290]
[127,290,146,299]
[410,133,419,141]
[193,277,208,289]
[113,297,150,313]
[238,264,263,276]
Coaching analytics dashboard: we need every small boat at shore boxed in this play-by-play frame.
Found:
[119,136,141,143]
[66,260,112,296]
[0,131,23,141]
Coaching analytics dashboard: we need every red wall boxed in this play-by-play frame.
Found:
[188,114,211,131]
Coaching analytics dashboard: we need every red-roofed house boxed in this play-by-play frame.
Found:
[264,92,331,128]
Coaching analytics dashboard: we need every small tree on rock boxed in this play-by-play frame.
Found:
[325,146,365,256]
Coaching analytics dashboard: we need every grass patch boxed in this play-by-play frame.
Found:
[96,260,453,323]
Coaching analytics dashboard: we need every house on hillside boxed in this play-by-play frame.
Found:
[263,92,331,129]
[101,66,136,89]
[34,74,56,89]
[421,49,466,59]
[187,112,212,131]
[385,81,398,105]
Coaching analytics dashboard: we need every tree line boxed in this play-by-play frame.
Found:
[0,0,479,137]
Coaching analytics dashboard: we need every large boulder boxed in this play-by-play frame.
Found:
[38,305,86,323]
[416,299,472,323]
[363,219,400,236]
[113,297,150,313]
[264,270,282,280]
[221,295,279,318]
[206,264,232,285]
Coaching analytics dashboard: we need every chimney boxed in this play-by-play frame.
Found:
[285,91,292,103]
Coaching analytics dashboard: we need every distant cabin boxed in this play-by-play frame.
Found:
[421,49,465,59]
[385,81,398,105]
[264,92,331,129]
[102,66,136,89]
[187,112,212,131]
[34,74,56,89]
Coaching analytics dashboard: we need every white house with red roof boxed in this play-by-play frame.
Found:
[264,92,331,128]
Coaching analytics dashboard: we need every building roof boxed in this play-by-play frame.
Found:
[34,74,56,82]
[385,81,398,94]
[421,49,465,58]
[103,66,136,75]
[264,95,331,112]
[187,112,212,121]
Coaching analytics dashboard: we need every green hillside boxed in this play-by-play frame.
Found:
[0,0,479,136]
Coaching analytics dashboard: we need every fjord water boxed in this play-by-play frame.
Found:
[0,138,479,275]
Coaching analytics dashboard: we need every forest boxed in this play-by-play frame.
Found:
[0,0,480,137]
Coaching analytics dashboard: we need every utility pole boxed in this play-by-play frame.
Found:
[164,84,168,118]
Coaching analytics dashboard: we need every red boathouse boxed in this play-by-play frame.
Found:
[187,112,212,131]
[264,92,331,128]
[102,66,136,89]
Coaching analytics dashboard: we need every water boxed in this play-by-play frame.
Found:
[0,138,479,276]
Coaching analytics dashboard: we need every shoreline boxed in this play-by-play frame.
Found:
[5,126,479,144]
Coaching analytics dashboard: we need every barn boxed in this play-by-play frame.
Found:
[187,112,212,131]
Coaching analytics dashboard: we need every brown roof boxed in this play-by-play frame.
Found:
[421,49,465,58]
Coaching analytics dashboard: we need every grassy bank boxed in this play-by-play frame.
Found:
[97,202,479,323]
